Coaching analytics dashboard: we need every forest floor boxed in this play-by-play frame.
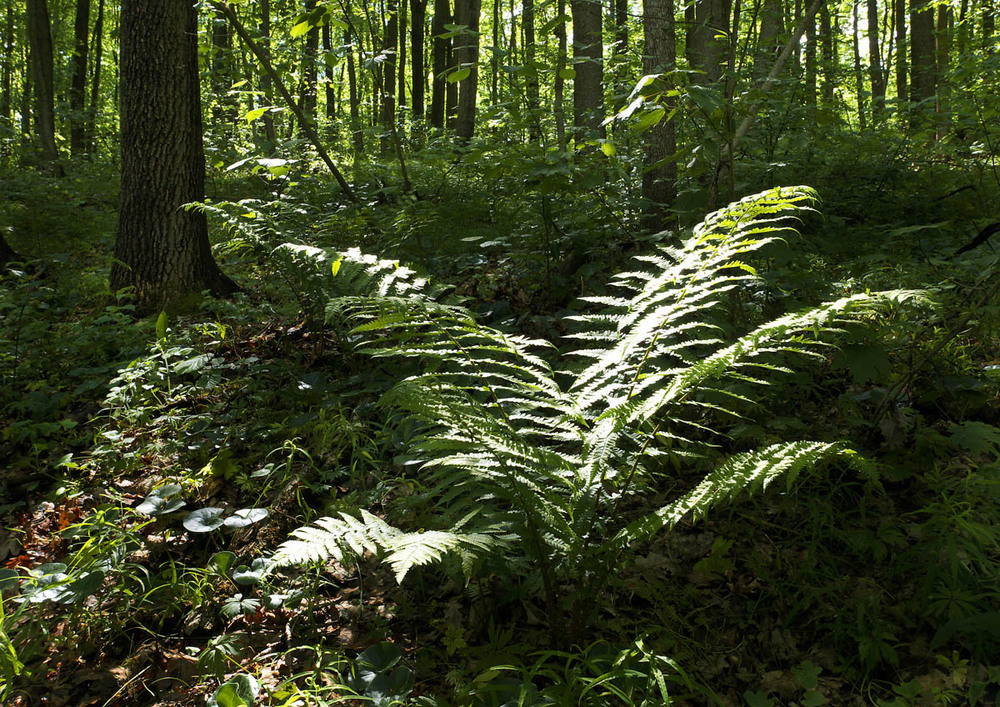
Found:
[2,146,1000,706]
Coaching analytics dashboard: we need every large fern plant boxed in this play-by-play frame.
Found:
[273,186,918,641]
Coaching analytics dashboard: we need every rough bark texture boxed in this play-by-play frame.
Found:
[852,0,867,130]
[894,0,907,112]
[571,0,604,136]
[909,0,936,112]
[430,0,451,129]
[523,0,540,139]
[112,0,237,313]
[410,0,427,119]
[1,2,13,125]
[867,0,885,119]
[935,4,951,139]
[554,0,567,144]
[755,0,785,78]
[687,0,730,84]
[454,0,481,139]
[380,0,398,151]
[87,0,104,152]
[26,0,62,174]
[301,0,321,123]
[70,0,90,156]
[642,0,677,232]
[820,0,835,106]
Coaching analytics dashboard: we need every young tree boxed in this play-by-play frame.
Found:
[454,0,481,139]
[687,0,730,84]
[430,0,451,129]
[111,0,237,312]
[910,0,936,124]
[69,0,90,156]
[642,0,677,231]
[571,0,604,135]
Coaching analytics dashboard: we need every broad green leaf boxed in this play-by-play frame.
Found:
[224,508,269,529]
[156,311,168,341]
[447,67,471,83]
[243,107,268,124]
[183,507,226,533]
[136,483,185,516]
[558,67,576,80]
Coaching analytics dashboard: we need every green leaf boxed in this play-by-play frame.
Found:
[0,568,19,591]
[949,421,1000,457]
[232,558,271,586]
[558,67,576,80]
[224,508,269,529]
[793,660,821,690]
[290,20,312,38]
[136,483,185,516]
[183,507,226,533]
[156,311,168,341]
[243,107,268,124]
[209,551,238,576]
[632,105,666,132]
[599,140,616,157]
[447,67,471,83]
[209,674,259,707]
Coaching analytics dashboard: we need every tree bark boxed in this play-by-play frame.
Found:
[687,0,731,84]
[25,0,63,175]
[454,0,481,139]
[381,0,399,151]
[852,0,867,129]
[935,3,951,139]
[1,2,14,126]
[894,0,906,114]
[909,0,936,124]
[112,0,238,313]
[867,0,885,119]
[820,0,835,106]
[87,0,104,153]
[410,0,427,119]
[347,27,363,153]
[302,0,321,124]
[571,0,604,136]
[70,0,90,156]
[430,0,451,129]
[554,0,567,144]
[523,0,540,139]
[642,0,677,232]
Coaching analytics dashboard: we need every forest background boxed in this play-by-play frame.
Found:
[1,0,1000,703]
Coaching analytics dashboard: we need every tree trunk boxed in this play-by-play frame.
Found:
[301,0,321,124]
[867,0,885,120]
[894,0,906,114]
[820,0,835,106]
[112,0,237,313]
[454,0,481,139]
[852,0,867,129]
[909,0,936,124]
[399,0,408,117]
[259,0,277,150]
[687,0,731,84]
[1,2,14,126]
[935,3,951,139]
[642,0,677,232]
[381,0,399,150]
[25,0,63,175]
[804,3,817,107]
[347,27,363,153]
[984,0,995,50]
[756,0,785,78]
[430,0,450,129]
[70,0,90,156]
[323,23,336,126]
[523,0,540,139]
[571,0,604,136]
[554,0,567,144]
[86,0,104,153]
[211,5,235,128]
[411,0,427,119]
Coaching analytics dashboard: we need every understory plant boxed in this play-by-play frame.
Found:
[272,186,921,643]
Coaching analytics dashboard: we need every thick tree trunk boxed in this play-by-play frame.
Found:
[259,0,277,150]
[302,0,321,124]
[935,3,951,139]
[687,0,731,84]
[70,0,90,156]
[112,0,237,313]
[381,0,398,151]
[756,0,785,78]
[571,0,604,136]
[454,0,481,139]
[398,0,407,116]
[26,0,63,175]
[642,0,677,232]
[909,0,936,124]
[430,0,450,129]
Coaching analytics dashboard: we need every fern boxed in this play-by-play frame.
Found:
[272,186,924,639]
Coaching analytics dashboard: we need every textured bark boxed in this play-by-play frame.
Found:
[410,0,427,119]
[820,0,835,106]
[347,27,363,152]
[853,0,867,130]
[642,0,677,232]
[323,24,336,123]
[454,0,481,139]
[381,0,398,151]
[259,0,276,149]
[756,0,785,78]
[430,0,451,128]
[1,2,13,125]
[398,0,407,113]
[70,0,90,156]
[112,0,237,312]
[554,0,567,144]
[867,0,885,119]
[894,0,906,112]
[571,0,604,135]
[909,0,936,120]
[935,3,951,139]
[26,0,62,174]
[984,0,995,50]
[301,0,321,123]
[87,0,105,152]
[687,0,730,84]
[804,4,817,107]
[523,0,540,139]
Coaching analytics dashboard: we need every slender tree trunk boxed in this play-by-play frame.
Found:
[323,23,337,129]
[491,0,499,102]
[211,5,234,128]
[26,0,62,175]
[259,0,277,149]
[398,0,407,117]
[805,3,817,107]
[984,0,995,50]
[756,0,785,77]
[554,0,567,144]
[642,0,677,232]
[571,0,604,136]
[820,0,835,106]
[867,0,885,120]
[1,2,14,126]
[87,0,104,153]
[381,0,398,150]
[21,48,32,144]
[910,0,936,125]
[410,0,427,119]
[935,3,951,139]
[347,27,363,153]
[894,0,906,114]
[454,0,481,139]
[70,0,90,156]
[430,0,450,128]
[523,0,540,140]
[113,0,237,312]
[852,0,867,129]
[302,0,321,123]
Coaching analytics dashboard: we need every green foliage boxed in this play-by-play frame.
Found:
[274,186,923,639]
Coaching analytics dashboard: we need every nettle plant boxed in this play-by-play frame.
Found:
[272,187,921,641]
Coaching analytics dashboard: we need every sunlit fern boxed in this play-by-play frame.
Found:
[272,186,922,638]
